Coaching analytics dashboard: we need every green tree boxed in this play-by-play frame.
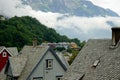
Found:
[68,50,79,65]
[0,16,85,51]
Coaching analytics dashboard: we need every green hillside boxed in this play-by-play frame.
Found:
[0,16,82,50]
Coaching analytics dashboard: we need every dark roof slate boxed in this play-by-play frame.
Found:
[63,39,120,80]
[9,55,27,77]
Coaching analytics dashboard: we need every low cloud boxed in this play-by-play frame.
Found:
[55,16,120,40]
[0,0,31,17]
[89,0,120,15]
[0,0,120,41]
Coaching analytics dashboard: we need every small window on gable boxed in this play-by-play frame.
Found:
[33,77,43,80]
[2,52,7,57]
[46,59,53,69]
[56,76,62,80]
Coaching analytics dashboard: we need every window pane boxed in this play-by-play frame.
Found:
[46,59,53,69]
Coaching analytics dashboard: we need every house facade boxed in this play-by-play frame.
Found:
[5,45,68,80]
[0,46,18,80]
[0,46,11,80]
[0,47,11,72]
[27,49,67,80]
[62,27,120,80]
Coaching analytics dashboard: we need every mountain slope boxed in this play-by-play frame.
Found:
[22,0,119,17]
[0,16,82,49]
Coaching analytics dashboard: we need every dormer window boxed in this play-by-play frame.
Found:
[2,52,7,57]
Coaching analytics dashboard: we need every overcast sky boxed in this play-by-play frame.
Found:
[90,0,120,15]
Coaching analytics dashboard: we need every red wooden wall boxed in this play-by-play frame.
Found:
[0,49,10,72]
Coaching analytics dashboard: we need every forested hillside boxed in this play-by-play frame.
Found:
[0,16,82,50]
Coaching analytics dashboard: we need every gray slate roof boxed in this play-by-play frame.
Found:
[7,47,18,56]
[62,39,120,80]
[0,46,18,80]
[9,55,27,77]
[18,45,49,80]
[56,52,69,68]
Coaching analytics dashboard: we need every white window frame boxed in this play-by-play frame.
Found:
[46,59,53,69]
[2,52,7,57]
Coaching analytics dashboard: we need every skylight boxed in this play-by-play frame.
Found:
[93,60,100,67]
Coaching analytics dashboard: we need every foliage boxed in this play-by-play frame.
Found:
[71,38,81,46]
[68,49,79,65]
[67,40,86,64]
[80,41,86,48]
[54,47,66,52]
[67,48,72,53]
[0,16,83,51]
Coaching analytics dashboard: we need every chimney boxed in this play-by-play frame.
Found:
[112,27,120,46]
[33,38,37,47]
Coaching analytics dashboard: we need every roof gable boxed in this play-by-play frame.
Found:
[13,45,67,80]
[6,45,68,80]
[56,52,69,68]
[7,47,18,56]
[26,47,67,79]
[0,46,13,56]
[49,49,68,71]
[18,45,49,80]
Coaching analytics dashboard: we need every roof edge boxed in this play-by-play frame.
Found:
[49,48,67,71]
[26,46,49,80]
[0,47,13,56]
